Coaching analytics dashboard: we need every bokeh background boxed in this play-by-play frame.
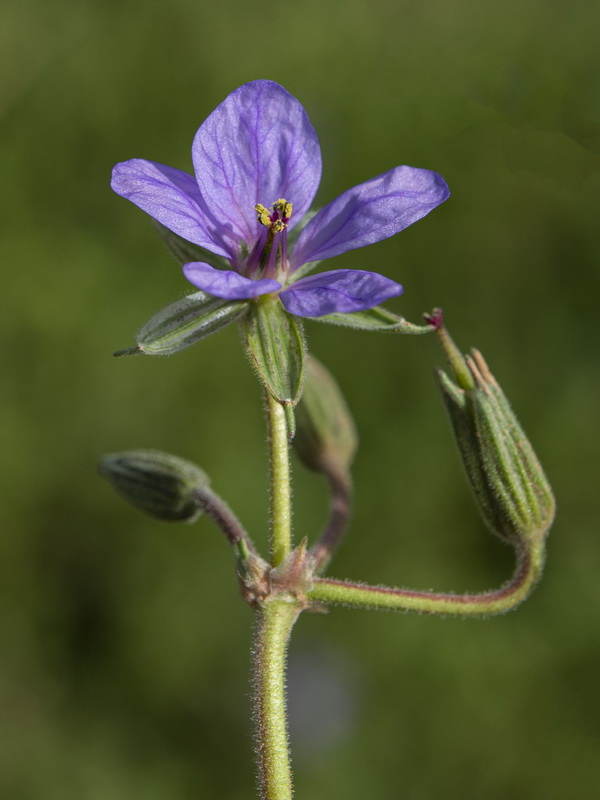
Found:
[2,0,599,798]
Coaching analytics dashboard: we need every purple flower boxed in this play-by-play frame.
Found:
[111,80,449,318]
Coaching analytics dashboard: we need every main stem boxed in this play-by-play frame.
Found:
[253,599,301,800]
[250,394,298,799]
[266,393,293,566]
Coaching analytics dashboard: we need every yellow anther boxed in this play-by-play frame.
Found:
[273,199,293,219]
[272,219,285,234]
[255,204,271,227]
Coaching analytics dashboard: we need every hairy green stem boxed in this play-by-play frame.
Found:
[308,540,545,616]
[253,598,302,800]
[267,394,293,566]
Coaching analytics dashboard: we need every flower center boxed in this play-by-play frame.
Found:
[245,198,293,280]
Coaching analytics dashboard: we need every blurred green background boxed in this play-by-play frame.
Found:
[2,0,599,797]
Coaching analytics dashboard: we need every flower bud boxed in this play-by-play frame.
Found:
[436,348,555,546]
[293,357,358,476]
[98,449,210,522]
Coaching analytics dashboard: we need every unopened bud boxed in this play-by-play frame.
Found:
[293,357,357,475]
[435,340,555,546]
[98,449,209,522]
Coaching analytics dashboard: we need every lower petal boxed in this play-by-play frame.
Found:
[183,262,281,300]
[279,269,402,317]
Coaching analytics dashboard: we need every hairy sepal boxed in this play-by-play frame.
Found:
[242,298,306,407]
[129,291,249,356]
[309,305,433,333]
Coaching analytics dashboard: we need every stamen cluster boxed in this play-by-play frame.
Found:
[248,199,293,279]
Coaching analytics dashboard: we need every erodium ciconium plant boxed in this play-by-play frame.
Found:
[101,80,555,800]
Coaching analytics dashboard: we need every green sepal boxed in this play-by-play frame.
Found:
[114,291,250,357]
[436,369,503,537]
[241,298,306,407]
[467,354,555,543]
[309,305,433,334]
[154,222,231,270]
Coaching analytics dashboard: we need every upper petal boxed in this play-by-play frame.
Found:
[192,80,322,246]
[279,269,403,317]
[183,262,281,300]
[292,166,450,266]
[111,159,230,258]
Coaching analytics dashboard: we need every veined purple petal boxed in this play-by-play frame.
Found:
[280,269,403,318]
[183,262,281,300]
[292,166,450,266]
[111,160,230,258]
[192,80,322,247]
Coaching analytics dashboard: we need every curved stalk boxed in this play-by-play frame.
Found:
[310,465,353,573]
[308,540,545,616]
[194,486,258,552]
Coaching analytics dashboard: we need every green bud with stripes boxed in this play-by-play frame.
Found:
[436,347,555,546]
[98,449,210,522]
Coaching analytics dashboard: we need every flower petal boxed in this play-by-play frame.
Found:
[192,80,322,246]
[111,160,230,258]
[292,166,449,266]
[183,262,281,300]
[279,269,403,318]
